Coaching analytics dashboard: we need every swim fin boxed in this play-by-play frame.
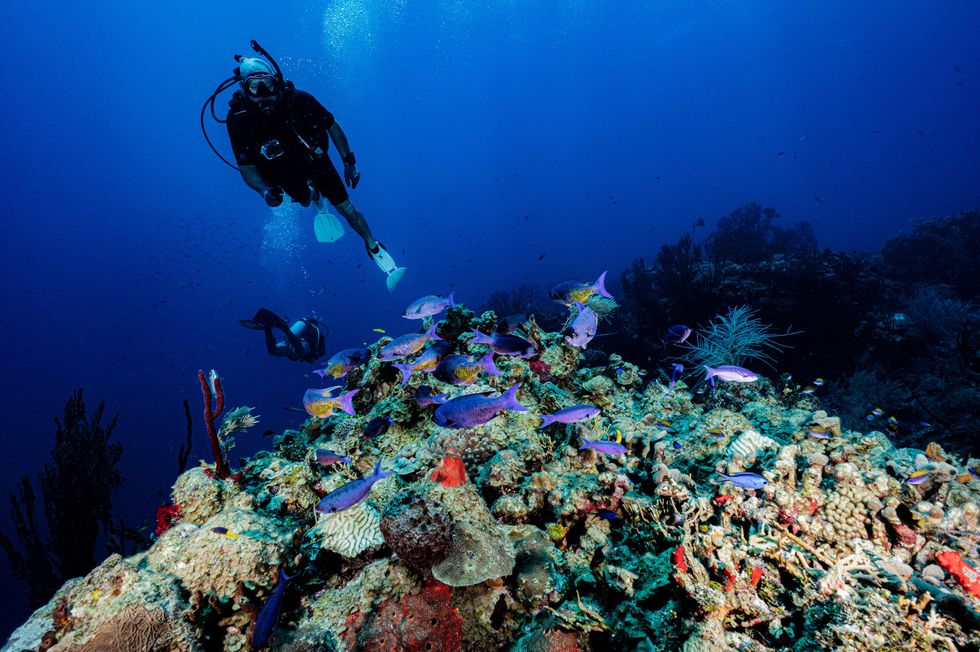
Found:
[368,242,407,293]
[313,197,345,243]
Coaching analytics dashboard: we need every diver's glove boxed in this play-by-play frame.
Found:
[263,187,284,207]
[343,152,361,189]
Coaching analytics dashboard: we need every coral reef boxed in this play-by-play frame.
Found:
[6,297,980,652]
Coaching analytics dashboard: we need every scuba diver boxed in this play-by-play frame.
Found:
[202,40,406,292]
[240,308,327,363]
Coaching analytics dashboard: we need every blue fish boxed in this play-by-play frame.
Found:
[314,448,352,466]
[667,363,684,392]
[251,567,297,649]
[315,461,392,514]
[579,437,627,456]
[364,415,394,439]
[662,324,692,347]
[415,385,448,407]
[715,472,768,489]
[596,509,619,520]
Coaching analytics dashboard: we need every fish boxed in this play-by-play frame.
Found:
[415,385,448,407]
[549,271,614,306]
[433,383,527,428]
[313,348,370,380]
[807,426,831,439]
[251,567,297,649]
[970,467,979,480]
[564,302,598,349]
[378,323,443,361]
[662,325,692,347]
[672,441,682,450]
[538,405,601,427]
[364,415,394,439]
[433,352,501,385]
[315,461,392,513]
[314,448,352,466]
[579,437,627,456]
[596,509,619,520]
[261,429,276,437]
[715,472,769,489]
[667,363,684,392]
[495,313,528,335]
[704,365,759,388]
[372,328,386,334]
[657,419,672,430]
[469,329,537,358]
[906,470,930,484]
[303,388,359,418]
[813,378,825,387]
[871,407,885,417]
[801,385,817,394]
[403,292,455,320]
[390,341,453,385]
[887,416,899,427]
[707,428,726,438]
[211,526,240,539]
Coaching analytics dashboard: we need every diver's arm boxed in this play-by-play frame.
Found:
[327,123,354,164]
[239,164,283,207]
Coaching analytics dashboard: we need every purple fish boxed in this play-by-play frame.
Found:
[303,388,359,417]
[663,325,692,347]
[564,303,598,349]
[596,509,619,520]
[315,461,392,514]
[433,352,501,385]
[469,329,537,358]
[415,385,448,407]
[315,448,352,466]
[314,348,369,380]
[403,292,455,320]
[364,415,394,439]
[667,363,684,392]
[433,383,527,428]
[715,472,768,489]
[539,404,601,427]
[251,567,297,649]
[391,341,453,385]
[379,323,443,361]
[704,365,759,388]
[495,313,528,335]
[549,271,614,306]
[579,437,627,456]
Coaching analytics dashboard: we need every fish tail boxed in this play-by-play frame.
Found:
[593,270,613,299]
[338,390,359,415]
[373,459,393,480]
[470,328,493,345]
[312,369,326,378]
[539,414,556,428]
[578,438,593,450]
[501,383,528,412]
[392,363,413,385]
[433,393,448,404]
[447,290,455,309]
[481,351,502,376]
[426,322,443,340]
[280,566,299,584]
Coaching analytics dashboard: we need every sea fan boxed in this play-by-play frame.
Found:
[216,406,259,457]
[681,305,795,369]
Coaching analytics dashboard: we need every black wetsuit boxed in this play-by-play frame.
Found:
[226,89,349,206]
[240,309,327,363]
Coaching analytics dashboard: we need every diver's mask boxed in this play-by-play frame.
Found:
[242,72,280,103]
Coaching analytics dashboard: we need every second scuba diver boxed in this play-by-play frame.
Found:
[203,41,406,292]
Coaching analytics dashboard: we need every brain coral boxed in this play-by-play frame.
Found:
[380,487,454,571]
[314,501,385,558]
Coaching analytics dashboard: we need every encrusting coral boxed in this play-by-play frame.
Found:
[5,297,980,652]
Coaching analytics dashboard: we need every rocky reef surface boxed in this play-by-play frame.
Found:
[5,303,980,652]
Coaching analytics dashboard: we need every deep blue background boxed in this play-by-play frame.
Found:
[1,0,978,640]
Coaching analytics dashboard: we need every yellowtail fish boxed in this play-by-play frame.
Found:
[871,407,885,416]
[807,426,831,439]
[303,387,359,417]
[373,328,386,334]
[212,527,240,539]
[813,377,825,387]
[657,419,672,429]
[906,470,930,484]
[707,428,726,438]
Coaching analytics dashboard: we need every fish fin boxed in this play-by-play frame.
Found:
[501,383,528,411]
[594,270,613,299]
[280,566,299,584]
[312,369,326,378]
[539,414,556,428]
[427,322,443,340]
[481,351,502,376]
[338,390,359,415]
[447,290,455,309]
[392,363,413,385]
[578,438,593,450]
[469,328,493,345]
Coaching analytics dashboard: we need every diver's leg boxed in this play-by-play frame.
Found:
[263,328,281,356]
[333,199,377,251]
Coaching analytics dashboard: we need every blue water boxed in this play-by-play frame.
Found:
[1,0,978,638]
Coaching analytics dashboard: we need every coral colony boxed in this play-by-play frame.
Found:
[6,278,980,652]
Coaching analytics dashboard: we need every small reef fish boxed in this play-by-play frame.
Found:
[251,567,297,649]
[434,352,502,385]
[211,527,239,539]
[314,448,352,466]
[579,437,627,456]
[657,419,672,430]
[391,341,453,385]
[403,292,455,320]
[415,385,448,407]
[596,509,619,520]
[549,271,614,306]
[707,428,726,438]
[469,329,537,358]
[667,363,684,393]
[364,415,394,439]
[315,461,392,513]
[871,407,885,417]
[672,441,682,450]
[662,324,692,347]
[372,328,385,334]
[495,313,528,335]
[313,348,369,380]
[378,323,443,361]
[906,470,930,484]
[303,388,359,418]
[801,385,817,395]
[538,405,601,427]
[970,467,979,480]
[564,302,598,349]
[807,426,831,439]
[704,365,759,388]
[433,383,527,428]
[715,472,769,489]
[813,377,826,387]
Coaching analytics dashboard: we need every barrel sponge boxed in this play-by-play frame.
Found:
[380,487,454,571]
